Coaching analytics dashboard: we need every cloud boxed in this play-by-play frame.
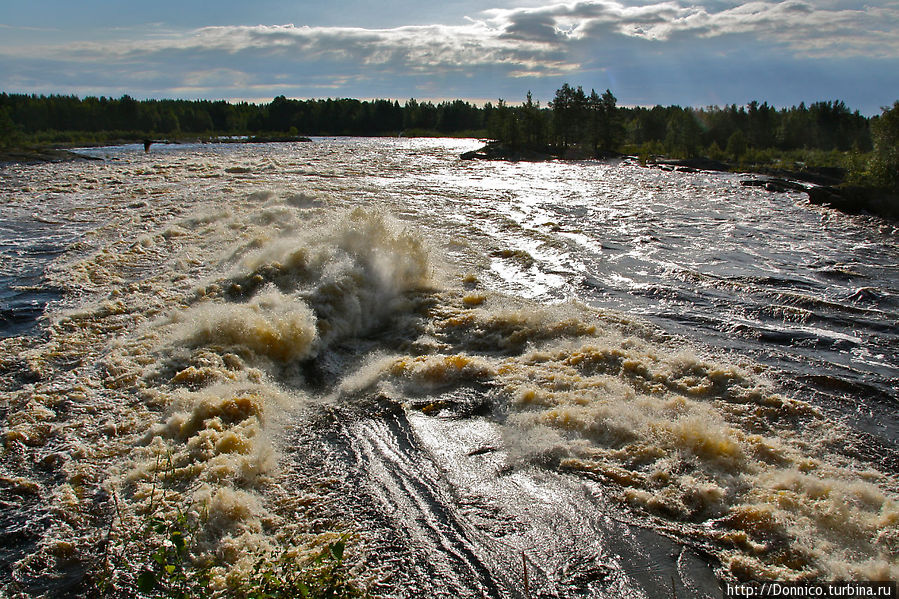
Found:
[0,23,58,32]
[0,1,896,111]
[38,21,571,75]
[483,0,899,57]
[9,1,897,69]
[637,1,899,58]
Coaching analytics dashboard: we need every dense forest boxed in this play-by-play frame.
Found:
[0,90,876,154]
[1,88,896,195]
[487,85,874,159]
[0,93,486,143]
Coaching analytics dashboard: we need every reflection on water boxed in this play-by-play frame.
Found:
[1,138,897,596]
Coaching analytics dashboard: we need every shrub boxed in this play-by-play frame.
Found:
[869,101,899,193]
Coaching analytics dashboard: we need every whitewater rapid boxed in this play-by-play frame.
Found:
[1,138,897,597]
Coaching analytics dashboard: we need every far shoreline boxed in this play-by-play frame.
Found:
[0,146,103,166]
[3,136,896,222]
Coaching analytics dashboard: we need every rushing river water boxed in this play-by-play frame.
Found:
[1,138,897,597]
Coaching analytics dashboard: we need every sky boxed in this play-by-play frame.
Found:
[1,0,897,114]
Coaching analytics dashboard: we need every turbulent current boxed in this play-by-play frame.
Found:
[1,138,897,597]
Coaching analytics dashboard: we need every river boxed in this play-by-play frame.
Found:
[1,138,897,597]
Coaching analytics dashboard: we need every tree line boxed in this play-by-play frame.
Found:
[487,85,896,194]
[488,84,874,159]
[0,90,876,155]
[1,88,895,192]
[0,93,487,145]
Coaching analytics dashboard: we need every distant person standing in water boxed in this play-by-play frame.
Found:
[143,139,152,153]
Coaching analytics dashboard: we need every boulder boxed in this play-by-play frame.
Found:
[460,143,553,162]
[740,178,807,193]
[807,185,899,219]
[654,157,731,172]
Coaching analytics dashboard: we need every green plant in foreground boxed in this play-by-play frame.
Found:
[121,510,364,599]
[93,449,365,598]
[869,101,899,193]
[128,512,364,599]
[243,537,365,599]
[135,509,212,599]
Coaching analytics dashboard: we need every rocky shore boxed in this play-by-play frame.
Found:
[461,142,898,221]
[0,135,313,167]
[0,147,102,165]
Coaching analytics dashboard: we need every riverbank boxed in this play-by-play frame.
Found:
[461,141,899,221]
[652,156,899,220]
[0,135,314,165]
[0,146,103,165]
